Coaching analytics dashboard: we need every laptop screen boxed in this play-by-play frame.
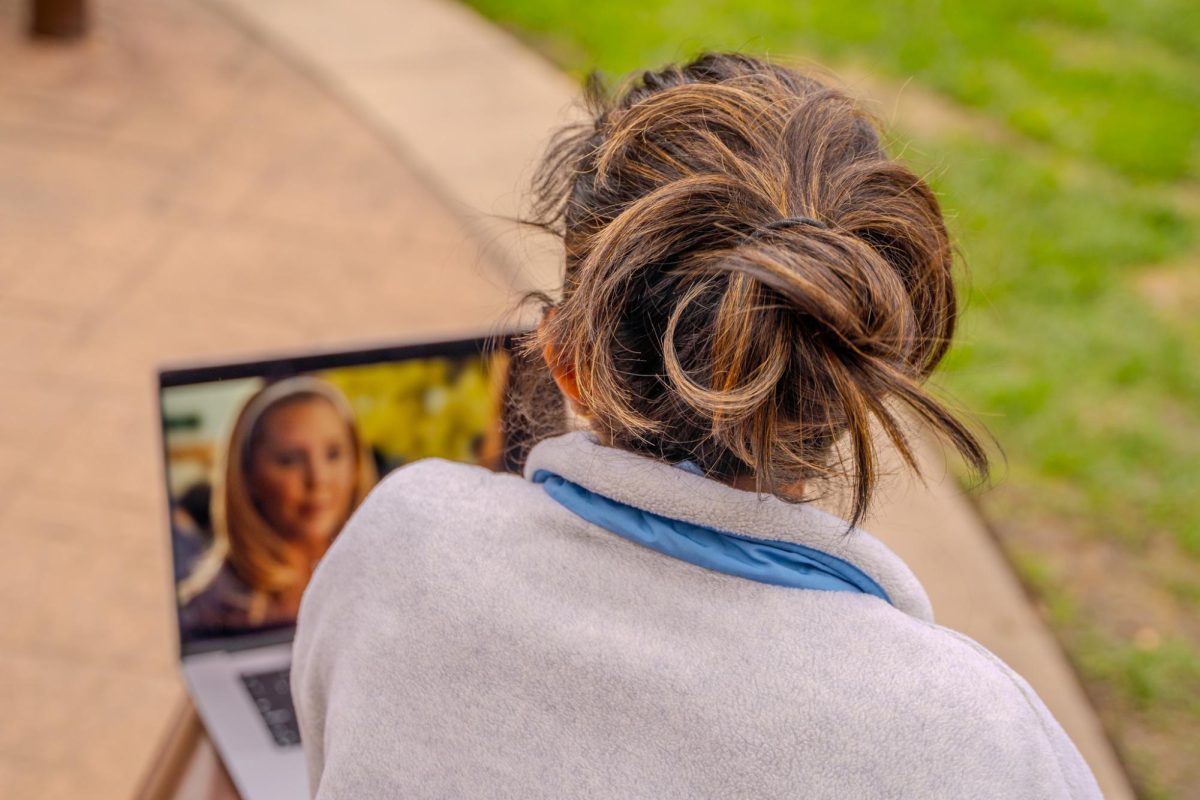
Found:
[159,335,522,649]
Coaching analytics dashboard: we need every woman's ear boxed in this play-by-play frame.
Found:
[540,309,588,416]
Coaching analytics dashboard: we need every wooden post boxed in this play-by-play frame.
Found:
[29,0,88,39]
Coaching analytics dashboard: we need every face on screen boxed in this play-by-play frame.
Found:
[164,350,512,642]
[245,397,358,548]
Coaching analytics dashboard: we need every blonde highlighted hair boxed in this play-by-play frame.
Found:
[178,377,376,623]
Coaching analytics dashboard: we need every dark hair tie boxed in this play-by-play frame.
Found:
[749,216,829,240]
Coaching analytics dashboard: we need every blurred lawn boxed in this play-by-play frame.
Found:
[460,0,1200,796]
[470,0,1199,181]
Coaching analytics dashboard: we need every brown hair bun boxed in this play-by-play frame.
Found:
[523,52,990,528]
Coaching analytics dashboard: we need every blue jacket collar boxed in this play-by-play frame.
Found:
[532,469,893,604]
[524,431,934,622]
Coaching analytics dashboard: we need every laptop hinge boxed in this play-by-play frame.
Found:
[180,624,296,659]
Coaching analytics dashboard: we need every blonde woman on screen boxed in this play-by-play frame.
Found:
[179,376,377,633]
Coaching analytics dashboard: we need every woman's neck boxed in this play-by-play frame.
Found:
[586,426,804,499]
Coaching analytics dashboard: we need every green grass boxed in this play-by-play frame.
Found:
[1008,545,1081,628]
[1081,635,1200,714]
[1015,548,1200,717]
[457,0,1200,794]
[468,0,1200,181]
[917,134,1200,552]
[1079,632,1200,799]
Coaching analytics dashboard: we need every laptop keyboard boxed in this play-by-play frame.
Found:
[240,668,301,747]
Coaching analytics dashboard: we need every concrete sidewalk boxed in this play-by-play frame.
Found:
[0,0,513,797]
[0,0,1131,796]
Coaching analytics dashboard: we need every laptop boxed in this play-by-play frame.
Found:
[156,331,528,799]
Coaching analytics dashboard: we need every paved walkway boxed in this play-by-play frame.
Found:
[0,0,1131,797]
[0,0,512,797]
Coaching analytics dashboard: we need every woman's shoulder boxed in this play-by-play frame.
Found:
[869,614,1100,796]
[374,456,531,499]
[352,457,546,530]
[306,458,549,587]
[296,457,553,668]
[882,612,1058,713]
[917,621,1076,741]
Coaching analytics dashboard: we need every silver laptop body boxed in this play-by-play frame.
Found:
[182,634,306,798]
[157,332,523,799]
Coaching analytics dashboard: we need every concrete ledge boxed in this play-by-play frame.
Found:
[211,0,581,300]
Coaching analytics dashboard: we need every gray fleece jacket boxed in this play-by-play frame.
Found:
[292,431,1103,799]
